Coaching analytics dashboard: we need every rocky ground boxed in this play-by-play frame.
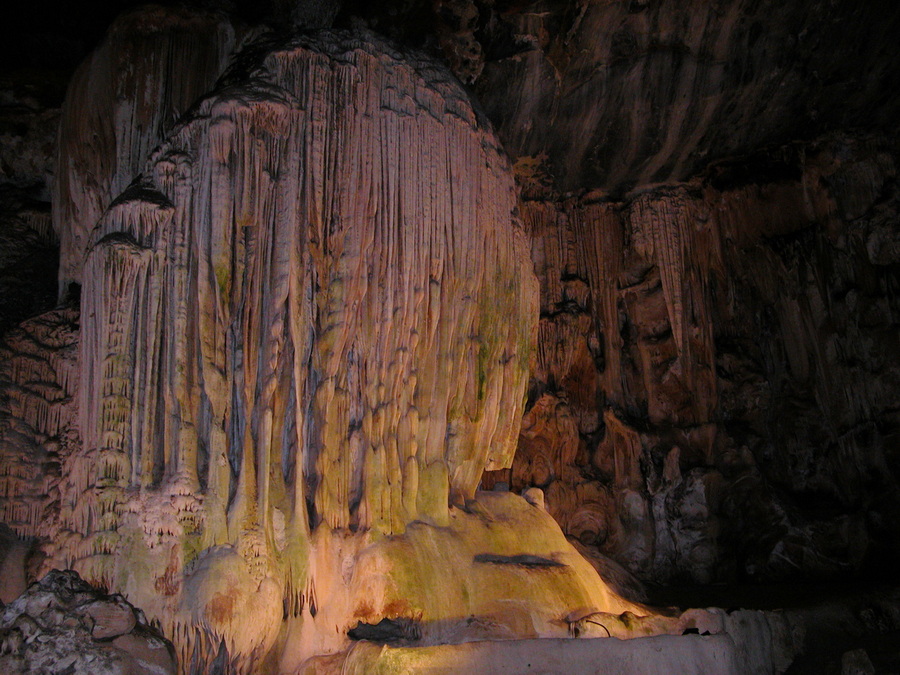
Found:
[0,569,176,675]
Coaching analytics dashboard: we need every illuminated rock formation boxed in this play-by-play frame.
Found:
[0,305,79,542]
[80,26,537,540]
[3,2,900,673]
[52,5,246,290]
[2,25,653,671]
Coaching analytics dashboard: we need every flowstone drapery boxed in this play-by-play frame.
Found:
[81,27,536,543]
[39,28,642,670]
[52,6,246,292]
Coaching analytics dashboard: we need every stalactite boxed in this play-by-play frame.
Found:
[0,308,79,537]
[52,6,248,290]
[58,28,542,670]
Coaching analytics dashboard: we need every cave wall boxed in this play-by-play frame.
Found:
[470,0,900,194]
[430,0,900,584]
[484,133,900,583]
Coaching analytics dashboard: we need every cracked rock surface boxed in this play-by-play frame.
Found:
[0,569,176,675]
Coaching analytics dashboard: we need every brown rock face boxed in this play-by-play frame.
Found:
[471,0,900,194]
[486,133,900,583]
[2,2,900,672]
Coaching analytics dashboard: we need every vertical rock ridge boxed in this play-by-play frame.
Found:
[0,308,80,537]
[490,133,900,583]
[53,6,247,291]
[51,28,541,668]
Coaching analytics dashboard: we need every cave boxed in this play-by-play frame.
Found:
[1,1,899,673]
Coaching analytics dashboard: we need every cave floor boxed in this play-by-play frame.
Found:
[648,581,900,674]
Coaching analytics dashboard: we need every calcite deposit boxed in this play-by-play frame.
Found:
[78,25,537,544]
[53,5,247,289]
[484,133,900,584]
[2,1,900,673]
[6,18,653,671]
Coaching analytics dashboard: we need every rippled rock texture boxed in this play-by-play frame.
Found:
[53,5,247,289]
[3,15,654,671]
[470,0,900,194]
[484,132,900,584]
[1,1,900,673]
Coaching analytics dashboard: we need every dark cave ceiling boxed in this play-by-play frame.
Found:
[3,0,900,197]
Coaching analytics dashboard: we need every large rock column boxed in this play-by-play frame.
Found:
[66,28,635,670]
[81,29,537,541]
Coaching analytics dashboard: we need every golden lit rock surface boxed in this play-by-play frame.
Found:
[281,491,643,667]
[79,26,537,542]
[20,25,590,670]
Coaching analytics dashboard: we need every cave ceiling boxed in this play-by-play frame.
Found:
[5,0,900,197]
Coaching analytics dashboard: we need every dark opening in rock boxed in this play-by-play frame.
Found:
[347,617,421,643]
[473,554,565,567]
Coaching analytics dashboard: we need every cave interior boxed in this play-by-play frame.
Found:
[0,0,899,673]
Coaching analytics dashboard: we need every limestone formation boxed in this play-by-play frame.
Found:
[78,26,537,542]
[2,2,900,674]
[52,5,247,290]
[0,306,79,541]
[486,132,900,584]
[5,23,650,671]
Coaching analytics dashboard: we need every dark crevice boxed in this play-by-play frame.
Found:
[473,553,565,568]
[347,617,421,643]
